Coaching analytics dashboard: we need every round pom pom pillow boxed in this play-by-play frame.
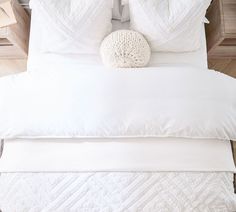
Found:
[100,30,151,68]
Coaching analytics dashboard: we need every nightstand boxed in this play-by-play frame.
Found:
[206,0,236,78]
[0,0,30,59]
[206,0,236,58]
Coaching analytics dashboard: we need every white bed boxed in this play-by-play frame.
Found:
[0,6,236,212]
[0,138,235,172]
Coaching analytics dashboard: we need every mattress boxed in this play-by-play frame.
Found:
[0,138,235,172]
[27,15,208,70]
[0,172,236,212]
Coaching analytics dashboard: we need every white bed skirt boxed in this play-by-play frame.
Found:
[0,138,235,172]
[0,172,235,212]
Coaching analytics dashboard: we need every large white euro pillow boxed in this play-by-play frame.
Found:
[29,0,113,54]
[100,30,151,68]
[127,0,211,52]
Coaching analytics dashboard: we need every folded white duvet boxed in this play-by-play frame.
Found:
[1,138,235,172]
[0,66,235,140]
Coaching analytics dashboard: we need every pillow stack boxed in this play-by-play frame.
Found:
[29,0,212,68]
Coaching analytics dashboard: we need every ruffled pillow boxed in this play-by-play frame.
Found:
[30,0,113,54]
[126,0,211,52]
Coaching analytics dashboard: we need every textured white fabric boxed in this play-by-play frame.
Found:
[27,11,208,70]
[128,0,211,52]
[0,172,235,212]
[29,0,113,54]
[100,30,151,68]
[0,66,235,140]
[1,138,235,172]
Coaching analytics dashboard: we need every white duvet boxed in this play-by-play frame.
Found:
[0,66,235,140]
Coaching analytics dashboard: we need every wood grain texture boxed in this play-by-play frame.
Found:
[208,59,236,78]
[18,0,30,13]
[0,0,30,59]
[206,0,236,58]
[223,0,236,35]
[0,59,26,77]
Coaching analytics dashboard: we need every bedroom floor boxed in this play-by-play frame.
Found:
[0,59,27,77]
[208,59,236,78]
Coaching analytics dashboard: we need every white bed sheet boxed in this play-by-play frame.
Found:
[27,14,208,70]
[0,138,235,172]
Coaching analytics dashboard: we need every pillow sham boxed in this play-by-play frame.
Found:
[127,0,211,52]
[30,0,113,54]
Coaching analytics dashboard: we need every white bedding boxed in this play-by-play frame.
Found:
[0,172,236,212]
[127,0,211,52]
[0,138,235,172]
[29,0,113,54]
[27,14,208,70]
[0,66,235,140]
[1,11,236,212]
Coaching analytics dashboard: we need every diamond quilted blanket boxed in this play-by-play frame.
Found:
[0,172,236,212]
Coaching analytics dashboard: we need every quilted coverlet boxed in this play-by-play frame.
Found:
[0,172,236,212]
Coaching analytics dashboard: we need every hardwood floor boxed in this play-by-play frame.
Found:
[0,59,27,77]
[208,59,236,78]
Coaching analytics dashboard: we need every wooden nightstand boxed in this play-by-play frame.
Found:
[0,0,30,59]
[206,0,236,78]
[206,0,236,59]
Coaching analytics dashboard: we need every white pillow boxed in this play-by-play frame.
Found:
[127,0,211,52]
[29,0,113,54]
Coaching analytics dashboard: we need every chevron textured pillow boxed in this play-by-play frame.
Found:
[127,0,211,52]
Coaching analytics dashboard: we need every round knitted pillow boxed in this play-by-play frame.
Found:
[100,30,151,68]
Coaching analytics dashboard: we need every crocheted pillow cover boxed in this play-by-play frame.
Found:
[100,30,151,68]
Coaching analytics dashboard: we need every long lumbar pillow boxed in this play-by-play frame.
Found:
[126,0,211,52]
[30,0,113,54]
